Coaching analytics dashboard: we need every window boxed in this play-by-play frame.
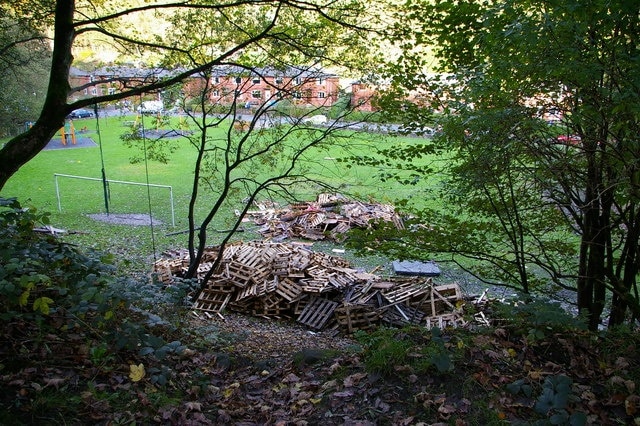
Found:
[212,90,220,97]
[318,92,326,99]
[108,87,116,95]
[91,88,98,96]
[275,77,283,85]
[294,77,302,85]
[235,77,242,84]
[252,76,260,84]
[251,90,262,99]
[213,76,220,84]
[317,78,324,85]
[293,91,302,99]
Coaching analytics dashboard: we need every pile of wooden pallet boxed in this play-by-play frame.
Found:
[155,241,466,334]
[244,193,405,242]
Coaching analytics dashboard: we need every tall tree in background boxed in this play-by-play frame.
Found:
[0,0,382,190]
[0,8,51,136]
[371,0,640,329]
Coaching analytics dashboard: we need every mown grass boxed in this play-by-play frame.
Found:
[1,113,438,272]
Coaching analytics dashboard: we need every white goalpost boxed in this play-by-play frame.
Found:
[53,173,176,226]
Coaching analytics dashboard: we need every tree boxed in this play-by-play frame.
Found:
[370,0,640,329]
[0,10,51,136]
[120,57,379,290]
[0,0,383,190]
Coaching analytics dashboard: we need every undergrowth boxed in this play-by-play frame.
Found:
[0,197,212,423]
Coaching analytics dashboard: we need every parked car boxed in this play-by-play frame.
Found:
[302,114,328,125]
[67,109,94,119]
[556,134,581,144]
[138,101,164,115]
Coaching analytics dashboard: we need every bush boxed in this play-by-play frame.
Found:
[492,296,587,341]
[354,325,455,377]
[0,197,198,375]
[0,197,123,323]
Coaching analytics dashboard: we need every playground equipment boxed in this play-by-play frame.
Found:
[59,120,76,145]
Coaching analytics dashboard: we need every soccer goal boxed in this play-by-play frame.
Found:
[53,173,175,226]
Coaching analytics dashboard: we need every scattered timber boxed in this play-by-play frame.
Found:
[155,241,469,335]
[243,193,405,243]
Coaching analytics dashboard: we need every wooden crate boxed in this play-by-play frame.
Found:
[296,296,339,330]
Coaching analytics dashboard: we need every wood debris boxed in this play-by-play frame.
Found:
[244,193,405,242]
[155,241,468,334]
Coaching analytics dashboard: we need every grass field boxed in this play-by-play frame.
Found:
[1,113,438,272]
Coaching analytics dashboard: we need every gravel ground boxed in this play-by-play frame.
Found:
[87,213,163,226]
[190,311,360,362]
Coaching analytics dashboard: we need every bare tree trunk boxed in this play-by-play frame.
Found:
[0,0,75,190]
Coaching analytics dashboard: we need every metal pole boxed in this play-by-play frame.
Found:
[170,186,175,227]
[94,103,110,214]
[55,174,62,212]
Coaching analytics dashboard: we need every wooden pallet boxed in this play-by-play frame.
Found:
[382,278,431,304]
[425,284,462,316]
[293,294,311,316]
[296,296,339,330]
[334,304,382,334]
[252,293,290,318]
[383,303,426,326]
[275,277,303,302]
[299,278,332,293]
[424,313,465,329]
[194,291,233,313]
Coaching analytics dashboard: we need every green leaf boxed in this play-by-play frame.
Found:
[18,290,30,307]
[430,352,452,373]
[569,412,588,426]
[550,411,569,425]
[32,297,54,315]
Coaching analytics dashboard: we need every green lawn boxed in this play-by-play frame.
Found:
[1,114,437,271]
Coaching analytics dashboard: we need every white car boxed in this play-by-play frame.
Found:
[302,114,328,125]
[138,101,164,114]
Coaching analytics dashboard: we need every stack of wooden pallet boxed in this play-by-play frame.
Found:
[244,193,405,242]
[155,241,465,334]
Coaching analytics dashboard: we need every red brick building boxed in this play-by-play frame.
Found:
[350,81,378,112]
[203,66,340,108]
[68,66,170,103]
[70,65,341,109]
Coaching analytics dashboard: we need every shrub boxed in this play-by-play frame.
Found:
[0,197,122,324]
[0,197,198,379]
[355,325,455,377]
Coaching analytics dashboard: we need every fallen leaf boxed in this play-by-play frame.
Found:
[129,363,145,382]
[185,401,202,412]
[43,377,66,389]
[626,395,640,416]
